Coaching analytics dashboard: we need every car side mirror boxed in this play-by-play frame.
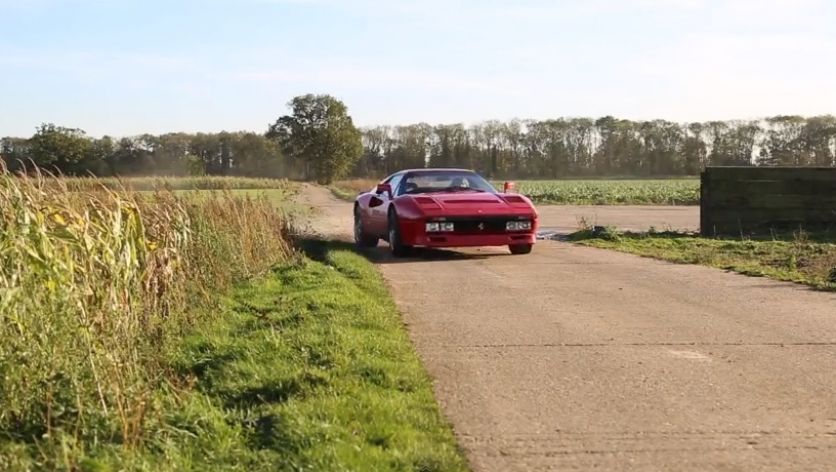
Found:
[376,183,393,198]
[503,181,515,193]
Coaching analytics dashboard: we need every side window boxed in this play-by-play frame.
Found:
[387,173,404,197]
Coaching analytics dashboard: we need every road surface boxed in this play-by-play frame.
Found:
[300,185,836,471]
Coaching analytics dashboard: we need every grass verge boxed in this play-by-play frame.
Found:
[569,228,836,290]
[2,240,468,470]
[163,241,466,470]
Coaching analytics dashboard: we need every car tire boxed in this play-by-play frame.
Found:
[388,211,411,258]
[354,207,378,248]
[509,244,533,255]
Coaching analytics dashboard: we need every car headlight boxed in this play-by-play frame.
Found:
[426,222,455,232]
[506,220,532,231]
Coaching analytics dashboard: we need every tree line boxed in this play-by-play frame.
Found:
[354,115,836,179]
[2,98,835,182]
[0,124,290,178]
[0,95,362,182]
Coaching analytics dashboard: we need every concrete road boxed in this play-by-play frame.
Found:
[301,185,836,471]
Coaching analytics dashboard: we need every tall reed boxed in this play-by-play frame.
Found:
[57,175,292,192]
[0,169,294,463]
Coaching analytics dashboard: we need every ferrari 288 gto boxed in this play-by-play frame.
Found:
[353,168,538,257]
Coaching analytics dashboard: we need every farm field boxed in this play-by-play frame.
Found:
[507,179,700,205]
[331,178,700,205]
[0,174,463,470]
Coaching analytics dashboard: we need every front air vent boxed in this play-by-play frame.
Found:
[415,197,439,206]
[442,200,499,204]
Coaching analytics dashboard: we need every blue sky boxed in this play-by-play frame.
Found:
[1,0,834,137]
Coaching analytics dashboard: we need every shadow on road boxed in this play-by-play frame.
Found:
[297,237,511,265]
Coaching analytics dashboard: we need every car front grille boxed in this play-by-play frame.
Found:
[445,216,511,234]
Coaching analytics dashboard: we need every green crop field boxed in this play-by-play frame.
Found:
[332,178,701,206]
[504,179,700,205]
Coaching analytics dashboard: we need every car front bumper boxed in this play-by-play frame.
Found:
[414,232,536,248]
[398,218,536,247]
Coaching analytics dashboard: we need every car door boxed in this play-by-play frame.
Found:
[369,173,403,236]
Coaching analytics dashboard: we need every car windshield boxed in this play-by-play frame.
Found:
[399,171,496,195]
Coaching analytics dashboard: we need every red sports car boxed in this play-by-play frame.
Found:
[353,168,538,257]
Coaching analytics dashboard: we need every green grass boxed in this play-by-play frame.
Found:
[569,228,836,290]
[2,242,467,470]
[169,243,466,471]
[506,179,700,205]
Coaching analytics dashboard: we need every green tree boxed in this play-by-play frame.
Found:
[760,116,808,166]
[86,136,116,175]
[682,123,707,174]
[267,94,362,183]
[385,124,432,172]
[109,136,153,175]
[800,115,836,166]
[28,123,93,174]
[229,132,285,177]
[152,133,193,175]
[189,133,222,175]
[355,126,390,177]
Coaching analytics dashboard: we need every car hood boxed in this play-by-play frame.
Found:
[409,191,536,217]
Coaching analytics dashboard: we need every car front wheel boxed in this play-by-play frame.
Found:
[354,208,378,248]
[388,212,411,258]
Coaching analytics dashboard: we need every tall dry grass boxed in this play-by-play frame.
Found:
[55,175,292,192]
[333,178,378,193]
[330,178,378,200]
[0,169,295,461]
